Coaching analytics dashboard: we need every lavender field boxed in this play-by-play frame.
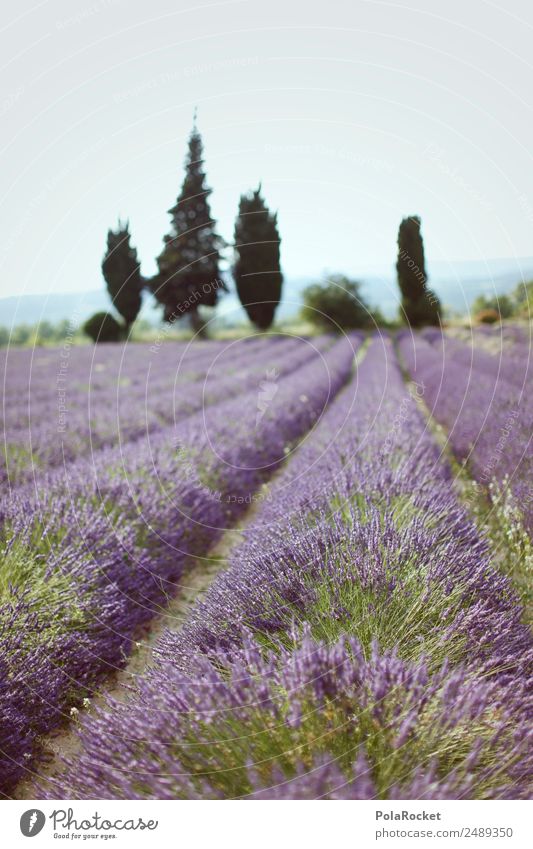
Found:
[1,329,532,800]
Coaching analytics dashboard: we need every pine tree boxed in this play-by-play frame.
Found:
[101,221,143,335]
[152,123,225,333]
[233,185,283,330]
[396,216,440,326]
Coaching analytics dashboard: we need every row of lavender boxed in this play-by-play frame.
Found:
[42,338,533,800]
[0,335,359,793]
[420,327,531,391]
[398,330,533,534]
[464,323,531,355]
[2,334,332,485]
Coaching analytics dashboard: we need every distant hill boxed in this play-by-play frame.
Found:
[0,290,159,328]
[2,257,532,327]
[218,258,533,324]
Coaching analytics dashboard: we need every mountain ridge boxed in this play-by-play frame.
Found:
[2,257,532,326]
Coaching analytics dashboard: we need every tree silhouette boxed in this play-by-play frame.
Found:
[101,221,143,335]
[396,216,440,326]
[233,185,283,330]
[471,293,513,319]
[83,312,122,343]
[301,275,375,331]
[151,123,225,335]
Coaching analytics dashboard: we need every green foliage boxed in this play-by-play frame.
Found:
[152,125,225,326]
[0,539,85,641]
[300,275,374,331]
[482,481,533,621]
[2,443,40,484]
[471,293,513,319]
[178,676,454,796]
[396,216,440,326]
[511,279,533,317]
[83,311,122,343]
[4,324,32,346]
[233,185,283,330]
[253,492,471,670]
[102,221,143,331]
[131,629,510,801]
[469,281,533,321]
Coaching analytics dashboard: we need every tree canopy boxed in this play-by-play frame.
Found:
[471,293,514,319]
[396,216,440,327]
[151,125,225,331]
[233,185,283,330]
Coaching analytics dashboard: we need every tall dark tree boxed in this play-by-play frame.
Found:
[101,221,143,335]
[396,215,440,326]
[152,124,225,335]
[233,185,283,330]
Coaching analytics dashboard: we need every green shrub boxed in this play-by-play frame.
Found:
[475,308,500,324]
[471,294,513,319]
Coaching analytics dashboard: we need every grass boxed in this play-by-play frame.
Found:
[0,538,86,643]
[2,443,42,485]
[477,480,533,623]
[419,419,533,627]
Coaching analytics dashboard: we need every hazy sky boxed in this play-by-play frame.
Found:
[1,0,533,301]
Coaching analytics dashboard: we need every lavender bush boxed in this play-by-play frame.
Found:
[0,334,360,792]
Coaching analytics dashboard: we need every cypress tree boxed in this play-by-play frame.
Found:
[233,185,283,330]
[101,221,143,335]
[152,123,225,334]
[396,216,440,326]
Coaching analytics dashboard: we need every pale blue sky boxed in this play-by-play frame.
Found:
[1,0,533,300]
